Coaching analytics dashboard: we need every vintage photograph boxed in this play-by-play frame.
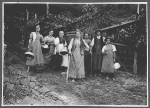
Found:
[2,2,147,106]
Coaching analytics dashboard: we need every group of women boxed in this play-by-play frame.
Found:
[26,24,117,82]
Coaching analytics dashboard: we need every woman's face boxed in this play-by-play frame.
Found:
[59,31,64,38]
[36,25,40,32]
[85,33,89,39]
[49,31,53,36]
[97,31,101,36]
[76,31,81,38]
[106,39,111,44]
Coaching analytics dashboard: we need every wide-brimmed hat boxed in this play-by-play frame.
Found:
[24,52,34,59]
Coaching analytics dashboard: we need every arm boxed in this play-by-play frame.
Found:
[90,38,94,53]
[28,32,33,49]
[101,46,107,55]
[113,52,116,62]
[54,37,60,53]
[68,38,74,54]
[112,45,117,62]
[83,39,89,51]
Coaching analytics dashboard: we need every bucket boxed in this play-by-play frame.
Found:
[61,72,67,82]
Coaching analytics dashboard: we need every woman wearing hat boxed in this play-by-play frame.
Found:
[68,30,89,82]
[43,30,55,66]
[90,30,105,76]
[101,37,116,80]
[25,25,45,72]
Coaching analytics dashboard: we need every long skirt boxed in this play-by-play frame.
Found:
[26,40,45,66]
[68,47,85,79]
[43,44,55,65]
[84,52,91,76]
[93,52,102,71]
[101,51,114,73]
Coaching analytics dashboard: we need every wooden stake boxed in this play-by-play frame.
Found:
[133,50,137,74]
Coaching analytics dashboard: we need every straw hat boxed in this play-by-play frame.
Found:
[24,52,34,60]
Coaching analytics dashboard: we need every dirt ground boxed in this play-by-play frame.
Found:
[3,49,147,106]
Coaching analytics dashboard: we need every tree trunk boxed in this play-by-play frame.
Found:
[133,50,137,74]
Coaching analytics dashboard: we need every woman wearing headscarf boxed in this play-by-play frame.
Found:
[101,37,116,80]
[68,30,89,82]
[26,25,45,72]
[43,30,55,67]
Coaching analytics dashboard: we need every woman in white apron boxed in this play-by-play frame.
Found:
[54,31,68,72]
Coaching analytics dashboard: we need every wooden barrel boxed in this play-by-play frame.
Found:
[65,31,83,45]
[65,31,76,45]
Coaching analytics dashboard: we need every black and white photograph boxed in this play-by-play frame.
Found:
[2,2,148,106]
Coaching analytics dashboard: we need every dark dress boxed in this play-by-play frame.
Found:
[84,39,91,76]
[92,36,105,74]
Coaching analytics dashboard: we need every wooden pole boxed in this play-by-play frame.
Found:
[133,50,137,74]
[26,9,29,20]
[46,3,49,18]
[137,4,140,14]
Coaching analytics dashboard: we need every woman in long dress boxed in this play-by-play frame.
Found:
[101,37,116,80]
[26,25,45,72]
[68,30,89,82]
[43,30,55,66]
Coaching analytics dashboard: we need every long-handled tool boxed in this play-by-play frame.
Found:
[66,54,70,83]
[116,56,129,72]
[90,52,93,77]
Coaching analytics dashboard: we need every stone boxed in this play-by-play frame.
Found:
[4,77,9,83]
[34,86,39,90]
[9,99,18,105]
[9,76,18,83]
[20,78,30,85]
[14,69,22,75]
[29,82,36,88]
[7,83,14,90]
[30,76,37,82]
[39,94,44,99]
[43,97,55,105]
[37,86,50,93]
[48,85,56,91]
[55,100,64,105]
[58,95,68,100]
[49,91,59,98]
[19,96,43,105]
[31,89,39,96]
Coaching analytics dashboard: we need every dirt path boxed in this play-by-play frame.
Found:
[4,63,147,106]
